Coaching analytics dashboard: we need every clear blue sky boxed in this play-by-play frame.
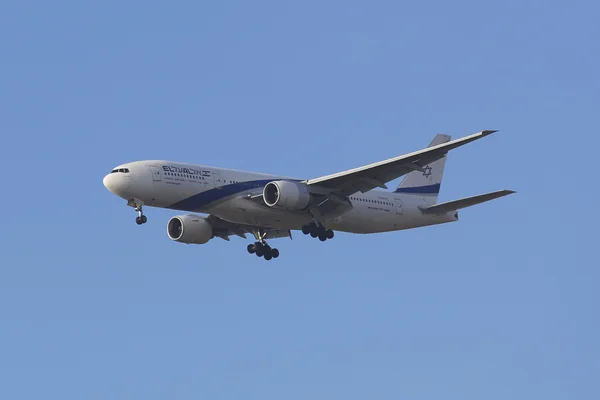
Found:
[0,1,594,399]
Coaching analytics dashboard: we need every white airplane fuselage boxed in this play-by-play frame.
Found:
[103,160,457,234]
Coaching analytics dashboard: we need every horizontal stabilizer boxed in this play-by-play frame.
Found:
[420,190,515,214]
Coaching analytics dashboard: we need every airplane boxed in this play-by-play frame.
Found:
[103,129,515,260]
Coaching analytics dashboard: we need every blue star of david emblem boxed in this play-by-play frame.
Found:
[422,165,432,178]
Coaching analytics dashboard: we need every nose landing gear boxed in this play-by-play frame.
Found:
[301,222,334,241]
[128,198,148,225]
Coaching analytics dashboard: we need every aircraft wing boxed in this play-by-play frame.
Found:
[306,130,498,197]
[242,189,353,221]
[206,215,292,241]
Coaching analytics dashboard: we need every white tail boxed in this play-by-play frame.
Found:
[394,134,451,204]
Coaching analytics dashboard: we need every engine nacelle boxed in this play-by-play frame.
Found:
[263,180,311,210]
[167,214,213,244]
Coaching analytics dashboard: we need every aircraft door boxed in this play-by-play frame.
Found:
[150,166,161,182]
[213,170,224,188]
[394,198,403,215]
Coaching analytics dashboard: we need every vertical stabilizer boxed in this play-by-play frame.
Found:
[393,134,451,204]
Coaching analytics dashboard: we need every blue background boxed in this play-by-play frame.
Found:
[0,1,593,399]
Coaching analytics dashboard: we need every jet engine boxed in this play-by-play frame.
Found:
[263,180,311,211]
[167,214,213,244]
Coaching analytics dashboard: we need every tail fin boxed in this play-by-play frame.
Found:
[393,134,451,204]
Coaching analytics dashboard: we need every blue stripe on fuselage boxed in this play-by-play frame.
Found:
[394,183,440,194]
[166,179,298,211]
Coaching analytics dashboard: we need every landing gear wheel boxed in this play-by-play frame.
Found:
[259,247,273,259]
[141,215,147,224]
[255,242,269,257]
[304,221,334,241]
[247,244,256,254]
[271,248,279,258]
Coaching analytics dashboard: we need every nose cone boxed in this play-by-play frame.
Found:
[103,173,132,198]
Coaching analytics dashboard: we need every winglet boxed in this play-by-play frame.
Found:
[482,129,498,136]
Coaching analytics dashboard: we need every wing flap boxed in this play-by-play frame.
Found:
[420,190,516,214]
[206,214,292,241]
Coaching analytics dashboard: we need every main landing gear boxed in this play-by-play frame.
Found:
[247,242,280,261]
[248,229,280,261]
[301,222,334,242]
[128,198,148,225]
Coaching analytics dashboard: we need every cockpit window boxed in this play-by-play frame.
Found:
[110,168,130,173]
